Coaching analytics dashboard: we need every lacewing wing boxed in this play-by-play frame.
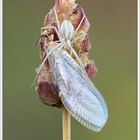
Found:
[47,46,108,132]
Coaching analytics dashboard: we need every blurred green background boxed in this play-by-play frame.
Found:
[4,0,136,140]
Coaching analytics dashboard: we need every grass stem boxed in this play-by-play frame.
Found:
[62,108,71,140]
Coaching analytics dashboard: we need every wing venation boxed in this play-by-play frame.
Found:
[48,49,108,132]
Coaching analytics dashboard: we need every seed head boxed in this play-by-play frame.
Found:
[36,0,97,108]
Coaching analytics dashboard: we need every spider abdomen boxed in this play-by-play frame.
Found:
[60,20,74,40]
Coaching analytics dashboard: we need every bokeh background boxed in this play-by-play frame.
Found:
[4,0,136,140]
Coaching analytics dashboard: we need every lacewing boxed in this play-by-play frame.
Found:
[46,45,108,132]
[36,12,108,132]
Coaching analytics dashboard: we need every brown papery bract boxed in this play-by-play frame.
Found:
[36,0,97,108]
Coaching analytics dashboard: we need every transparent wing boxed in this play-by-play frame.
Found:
[48,49,108,132]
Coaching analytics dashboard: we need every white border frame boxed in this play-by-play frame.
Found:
[0,0,138,140]
[138,0,140,140]
[0,0,3,139]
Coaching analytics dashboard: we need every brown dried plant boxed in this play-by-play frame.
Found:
[37,0,97,108]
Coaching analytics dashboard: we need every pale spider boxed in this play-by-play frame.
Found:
[32,10,87,86]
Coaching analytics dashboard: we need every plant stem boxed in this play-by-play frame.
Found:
[62,108,71,140]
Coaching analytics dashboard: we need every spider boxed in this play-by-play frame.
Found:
[32,10,87,87]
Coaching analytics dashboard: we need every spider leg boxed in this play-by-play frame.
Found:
[53,43,65,68]
[71,47,83,67]
[72,49,88,78]
[45,33,52,41]
[55,43,67,59]
[54,10,61,34]
[70,45,87,75]
[31,43,62,87]
[71,32,87,43]
[73,15,86,37]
